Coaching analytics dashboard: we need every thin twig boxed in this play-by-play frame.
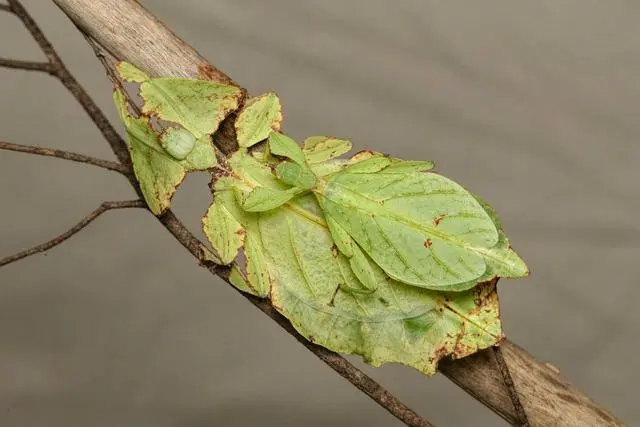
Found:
[0,4,11,13]
[84,36,143,118]
[493,346,530,427]
[0,140,130,174]
[1,2,435,427]
[0,58,52,73]
[7,0,131,167]
[0,200,146,267]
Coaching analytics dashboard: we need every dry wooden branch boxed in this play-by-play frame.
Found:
[492,346,530,426]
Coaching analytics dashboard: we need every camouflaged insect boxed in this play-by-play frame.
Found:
[114,62,528,375]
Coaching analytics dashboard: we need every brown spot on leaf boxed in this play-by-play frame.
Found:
[430,344,451,364]
[353,149,374,157]
[434,214,446,226]
[331,245,339,258]
[472,278,499,306]
[424,239,433,248]
[454,342,476,358]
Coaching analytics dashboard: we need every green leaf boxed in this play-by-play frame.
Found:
[116,61,149,83]
[236,92,283,148]
[342,153,391,173]
[181,134,218,171]
[472,194,529,279]
[243,229,271,295]
[114,89,219,213]
[335,253,374,294]
[302,136,352,164]
[275,161,317,190]
[229,149,292,192]
[203,184,271,297]
[113,89,185,215]
[238,186,296,212]
[229,266,255,294]
[116,62,242,139]
[315,157,527,291]
[325,215,354,257]
[160,127,196,160]
[383,159,435,173]
[309,159,349,177]
[258,194,502,375]
[348,246,378,292]
[202,196,245,264]
[205,150,302,214]
[268,132,306,165]
[326,214,377,291]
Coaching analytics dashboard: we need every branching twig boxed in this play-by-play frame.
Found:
[0,58,52,73]
[0,200,146,267]
[3,0,131,167]
[0,140,130,174]
[493,346,530,426]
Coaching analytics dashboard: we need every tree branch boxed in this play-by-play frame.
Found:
[0,200,146,267]
[5,0,131,167]
[493,346,530,426]
[0,140,130,174]
[0,58,52,73]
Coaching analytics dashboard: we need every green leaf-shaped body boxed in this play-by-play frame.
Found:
[260,194,503,375]
[199,130,515,374]
[235,92,283,148]
[113,89,185,214]
[314,156,527,291]
[203,180,503,375]
[268,132,306,165]
[302,136,352,164]
[203,184,271,297]
[160,128,196,160]
[276,161,317,190]
[113,62,244,213]
[117,62,242,139]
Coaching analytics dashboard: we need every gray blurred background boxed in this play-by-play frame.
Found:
[1,1,639,426]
